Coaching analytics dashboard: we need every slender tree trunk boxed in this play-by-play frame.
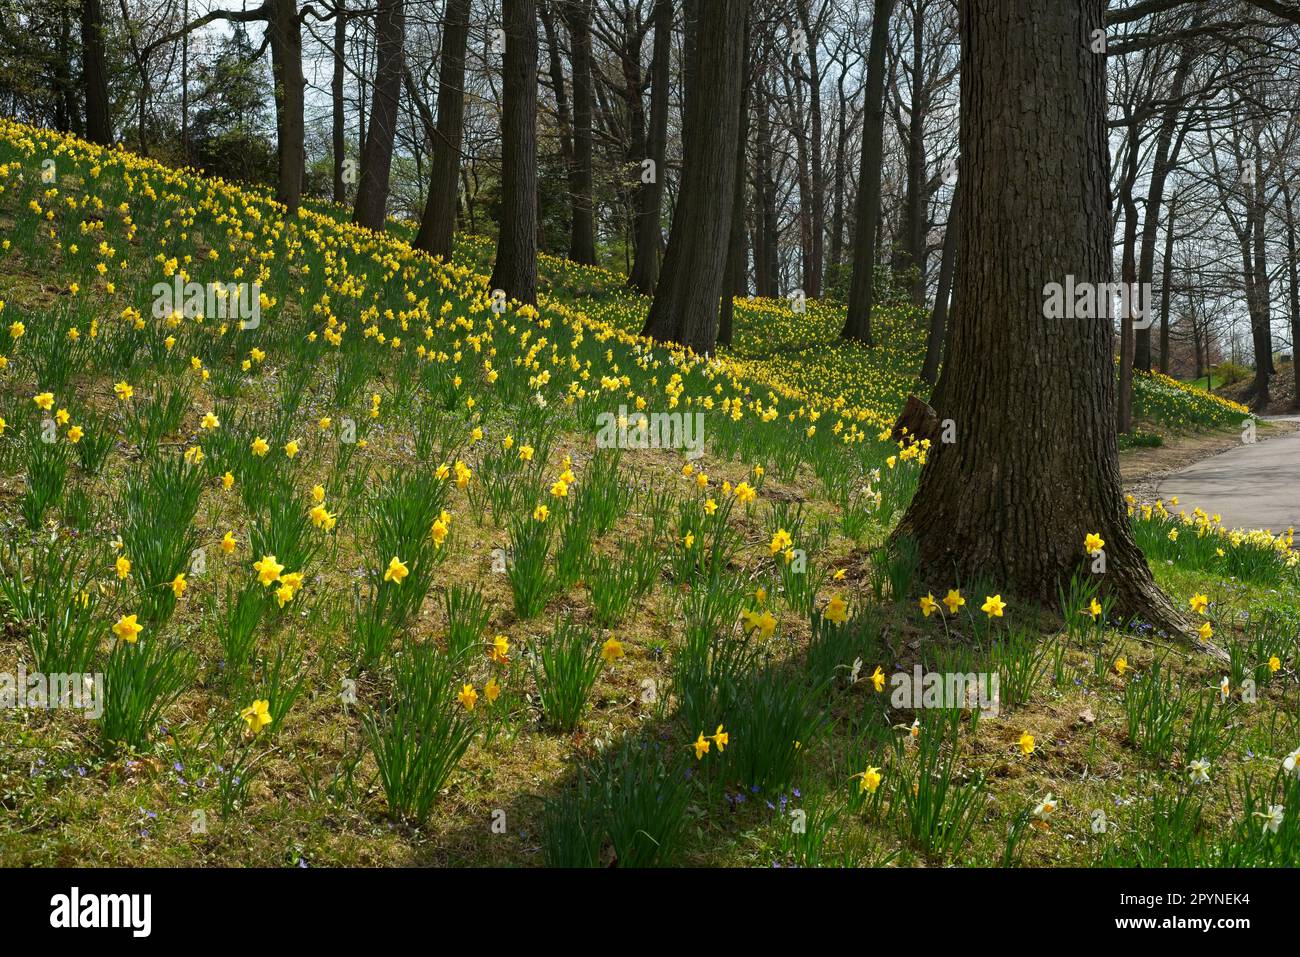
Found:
[921,181,958,386]
[841,0,894,344]
[899,1,927,307]
[81,0,113,145]
[1159,192,1178,374]
[561,0,596,263]
[333,0,348,204]
[268,0,306,213]
[628,0,671,294]
[414,0,472,259]
[718,12,751,347]
[897,0,1195,642]
[489,0,540,305]
[799,1,824,299]
[353,0,405,230]
[640,0,748,354]
[1283,182,1300,410]
[1117,150,1139,435]
[829,78,848,282]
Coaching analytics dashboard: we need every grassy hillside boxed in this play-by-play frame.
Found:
[1,121,1298,868]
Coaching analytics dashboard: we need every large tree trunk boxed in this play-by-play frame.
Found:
[489,0,540,305]
[81,0,114,145]
[840,0,894,345]
[628,0,671,294]
[353,0,405,230]
[332,0,348,204]
[640,0,748,354]
[268,0,306,213]
[561,0,596,264]
[413,0,472,259]
[896,0,1196,643]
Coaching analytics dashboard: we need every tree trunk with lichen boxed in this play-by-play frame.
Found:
[895,0,1203,648]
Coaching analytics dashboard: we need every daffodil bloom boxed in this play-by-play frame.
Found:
[384,556,409,584]
[1189,593,1209,614]
[112,614,143,643]
[1115,656,1129,675]
[1199,621,1214,641]
[1087,598,1102,619]
[918,593,938,617]
[33,391,54,410]
[253,554,284,586]
[942,589,965,614]
[1084,532,1104,554]
[1254,805,1284,834]
[171,573,187,599]
[1188,758,1211,784]
[201,412,220,429]
[1018,732,1035,756]
[855,766,882,794]
[981,594,1006,618]
[457,684,478,711]
[222,471,235,490]
[1268,656,1281,673]
[114,382,133,401]
[67,424,83,443]
[251,436,269,456]
[1033,793,1057,820]
[484,678,501,704]
[825,594,849,625]
[284,439,299,457]
[1282,747,1300,779]
[533,504,549,522]
[870,666,885,692]
[312,484,326,503]
[221,531,237,554]
[241,699,272,735]
[490,634,510,663]
[692,732,711,759]
[600,637,624,663]
[115,555,131,579]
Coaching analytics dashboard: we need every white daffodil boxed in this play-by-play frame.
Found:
[1187,758,1211,785]
[1254,804,1285,834]
[1033,793,1058,820]
[1283,747,1300,779]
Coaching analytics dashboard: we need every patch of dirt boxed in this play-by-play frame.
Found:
[1121,418,1300,503]
[1219,359,1297,414]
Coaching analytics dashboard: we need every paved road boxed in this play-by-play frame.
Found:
[1155,417,1300,533]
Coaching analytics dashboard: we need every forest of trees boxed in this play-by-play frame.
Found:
[2,0,1299,634]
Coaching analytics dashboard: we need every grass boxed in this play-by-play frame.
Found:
[0,119,1297,868]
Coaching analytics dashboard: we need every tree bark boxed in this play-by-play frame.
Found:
[81,0,114,145]
[840,0,894,345]
[353,0,405,230]
[489,0,540,306]
[640,0,748,354]
[414,0,472,259]
[896,0,1197,644]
